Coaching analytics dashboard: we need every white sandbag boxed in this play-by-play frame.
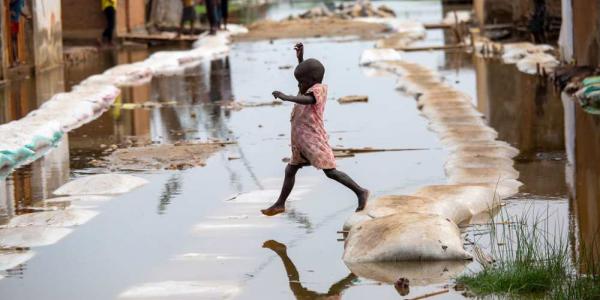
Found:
[516,52,559,75]
[365,195,471,225]
[355,18,426,39]
[450,142,520,159]
[445,155,514,172]
[0,227,72,248]
[345,260,468,285]
[343,210,373,231]
[118,281,240,299]
[104,62,153,86]
[43,195,113,203]
[428,115,486,127]
[421,106,483,119]
[0,251,35,271]
[413,184,501,217]
[7,209,99,228]
[442,11,472,25]
[428,123,497,135]
[53,174,149,196]
[439,132,498,147]
[360,49,402,66]
[448,167,520,187]
[343,212,472,262]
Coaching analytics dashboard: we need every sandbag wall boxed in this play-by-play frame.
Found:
[342,48,523,263]
[0,26,248,174]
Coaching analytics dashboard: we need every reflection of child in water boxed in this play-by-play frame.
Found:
[261,43,369,216]
[263,240,357,299]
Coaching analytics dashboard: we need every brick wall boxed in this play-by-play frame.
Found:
[62,0,146,41]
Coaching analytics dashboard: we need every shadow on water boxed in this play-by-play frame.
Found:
[263,239,358,299]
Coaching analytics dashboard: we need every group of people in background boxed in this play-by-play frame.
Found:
[179,0,229,37]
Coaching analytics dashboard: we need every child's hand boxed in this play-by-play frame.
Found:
[294,43,304,63]
[272,91,285,100]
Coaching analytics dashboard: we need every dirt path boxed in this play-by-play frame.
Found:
[233,18,388,42]
[99,142,234,171]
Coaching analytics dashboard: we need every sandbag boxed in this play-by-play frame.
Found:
[447,167,519,184]
[359,49,402,66]
[450,142,520,159]
[413,184,501,217]
[0,251,35,272]
[343,210,373,231]
[53,174,149,196]
[365,195,471,224]
[0,227,73,248]
[445,155,514,172]
[343,212,472,262]
[7,209,99,228]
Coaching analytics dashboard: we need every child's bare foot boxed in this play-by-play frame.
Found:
[356,189,369,212]
[261,204,285,216]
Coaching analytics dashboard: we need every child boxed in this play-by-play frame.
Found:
[261,43,369,216]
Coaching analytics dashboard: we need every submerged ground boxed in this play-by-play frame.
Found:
[0,1,590,299]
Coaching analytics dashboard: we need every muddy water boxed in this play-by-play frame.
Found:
[0,1,599,300]
[0,36,457,300]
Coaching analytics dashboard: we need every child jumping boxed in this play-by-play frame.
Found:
[261,43,369,216]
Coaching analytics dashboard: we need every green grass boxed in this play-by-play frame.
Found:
[456,205,574,297]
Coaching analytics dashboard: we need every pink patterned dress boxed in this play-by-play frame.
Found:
[289,83,337,170]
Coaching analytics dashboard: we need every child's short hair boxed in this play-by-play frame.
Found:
[294,58,325,83]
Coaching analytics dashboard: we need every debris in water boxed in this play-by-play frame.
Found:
[98,141,235,171]
[54,174,149,196]
[338,95,369,104]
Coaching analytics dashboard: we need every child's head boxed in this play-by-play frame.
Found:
[294,58,325,94]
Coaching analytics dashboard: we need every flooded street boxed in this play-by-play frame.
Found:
[0,1,599,299]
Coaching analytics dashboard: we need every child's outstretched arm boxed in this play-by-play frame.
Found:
[273,91,316,105]
[294,43,304,64]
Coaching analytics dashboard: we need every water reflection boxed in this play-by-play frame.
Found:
[263,240,357,299]
[157,174,183,215]
[474,56,566,197]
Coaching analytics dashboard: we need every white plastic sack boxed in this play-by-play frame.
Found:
[343,212,472,262]
[413,184,501,218]
[54,174,149,196]
[0,227,73,248]
[7,209,99,228]
[359,49,402,66]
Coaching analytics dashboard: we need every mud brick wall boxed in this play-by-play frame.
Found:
[571,1,600,66]
[474,0,561,25]
[61,0,146,41]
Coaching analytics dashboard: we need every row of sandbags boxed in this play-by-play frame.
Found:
[474,39,559,75]
[297,2,396,20]
[342,50,522,263]
[0,174,148,276]
[0,25,247,174]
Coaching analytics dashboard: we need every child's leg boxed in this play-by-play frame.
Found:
[323,169,369,211]
[261,164,301,216]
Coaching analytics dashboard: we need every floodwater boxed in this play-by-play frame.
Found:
[0,1,598,299]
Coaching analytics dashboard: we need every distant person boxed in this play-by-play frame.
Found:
[261,43,369,216]
[220,0,228,30]
[9,0,31,67]
[100,0,117,47]
[178,0,197,38]
[529,0,547,43]
[204,0,218,35]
